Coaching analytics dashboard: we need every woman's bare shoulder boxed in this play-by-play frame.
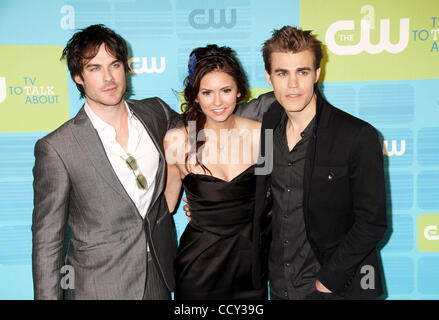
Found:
[234,115,261,130]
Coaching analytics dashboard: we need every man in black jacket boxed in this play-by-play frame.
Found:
[239,26,387,300]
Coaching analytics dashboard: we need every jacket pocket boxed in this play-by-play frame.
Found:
[309,165,350,215]
[156,207,171,225]
[313,165,348,183]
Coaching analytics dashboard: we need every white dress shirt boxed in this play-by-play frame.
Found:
[85,101,160,219]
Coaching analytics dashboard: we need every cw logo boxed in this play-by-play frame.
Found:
[418,214,439,252]
[383,139,406,156]
[325,5,409,55]
[424,225,439,241]
[128,57,166,74]
[0,77,6,104]
[189,9,236,29]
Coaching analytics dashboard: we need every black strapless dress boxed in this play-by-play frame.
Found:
[174,165,265,300]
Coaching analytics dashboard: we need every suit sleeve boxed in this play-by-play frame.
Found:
[32,139,70,300]
[155,97,183,130]
[235,91,276,121]
[317,125,387,294]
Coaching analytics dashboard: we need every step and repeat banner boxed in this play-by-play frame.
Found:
[0,0,438,299]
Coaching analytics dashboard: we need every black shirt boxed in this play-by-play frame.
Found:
[268,112,320,300]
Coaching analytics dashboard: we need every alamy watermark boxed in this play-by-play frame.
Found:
[164,121,273,175]
[360,265,375,290]
[60,265,75,290]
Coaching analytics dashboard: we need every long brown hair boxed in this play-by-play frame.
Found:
[181,44,248,174]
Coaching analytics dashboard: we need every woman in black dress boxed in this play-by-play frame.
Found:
[164,44,265,300]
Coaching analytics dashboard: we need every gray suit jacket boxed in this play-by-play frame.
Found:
[32,97,180,299]
[235,91,275,121]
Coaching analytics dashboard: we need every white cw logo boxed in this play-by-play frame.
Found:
[424,225,439,240]
[325,6,409,55]
[0,77,6,104]
[128,57,166,74]
[383,140,406,156]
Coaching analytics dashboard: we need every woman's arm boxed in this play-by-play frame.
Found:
[163,128,185,213]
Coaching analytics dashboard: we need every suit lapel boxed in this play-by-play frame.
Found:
[303,88,330,216]
[127,100,166,224]
[71,107,134,206]
[254,101,283,216]
[303,133,316,218]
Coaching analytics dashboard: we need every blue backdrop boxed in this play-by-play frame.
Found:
[0,0,438,299]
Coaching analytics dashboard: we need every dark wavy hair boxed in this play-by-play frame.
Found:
[181,44,248,174]
[263,25,323,73]
[61,24,129,98]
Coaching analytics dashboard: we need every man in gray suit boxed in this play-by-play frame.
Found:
[32,24,179,299]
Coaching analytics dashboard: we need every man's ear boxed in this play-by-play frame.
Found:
[264,70,273,86]
[73,74,83,86]
[315,67,321,83]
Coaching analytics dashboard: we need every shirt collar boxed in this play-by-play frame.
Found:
[301,116,316,139]
[276,111,316,139]
[84,101,134,138]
